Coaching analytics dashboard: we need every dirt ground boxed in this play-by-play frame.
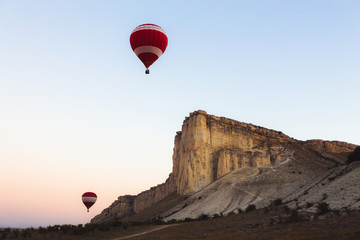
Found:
[2,208,359,240]
[125,209,360,240]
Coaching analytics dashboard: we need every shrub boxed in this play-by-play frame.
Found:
[98,223,111,232]
[46,225,60,232]
[70,224,86,235]
[347,146,360,164]
[112,220,122,227]
[271,198,283,206]
[12,229,20,238]
[21,228,33,238]
[306,202,314,208]
[0,231,9,240]
[38,227,48,234]
[322,193,328,201]
[151,218,164,225]
[167,219,178,224]
[60,224,72,234]
[122,223,129,230]
[228,211,236,216]
[212,213,221,219]
[84,223,97,232]
[283,205,290,213]
[183,218,193,222]
[245,204,256,213]
[317,202,330,214]
[287,209,303,222]
[198,214,209,221]
[328,176,336,182]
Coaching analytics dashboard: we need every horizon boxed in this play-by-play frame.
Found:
[1,0,359,228]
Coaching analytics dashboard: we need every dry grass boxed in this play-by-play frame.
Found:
[0,225,155,240]
[2,209,359,240]
[127,209,360,240]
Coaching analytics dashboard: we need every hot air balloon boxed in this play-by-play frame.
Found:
[130,23,168,74]
[82,192,97,212]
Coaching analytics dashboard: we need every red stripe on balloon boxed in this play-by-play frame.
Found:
[83,202,95,209]
[82,192,97,198]
[137,53,159,68]
[130,30,167,52]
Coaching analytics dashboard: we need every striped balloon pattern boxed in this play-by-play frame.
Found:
[82,192,97,212]
[130,24,168,73]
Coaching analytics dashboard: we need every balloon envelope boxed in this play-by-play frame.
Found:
[130,24,168,70]
[82,192,97,211]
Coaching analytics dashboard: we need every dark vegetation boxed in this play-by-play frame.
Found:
[0,220,164,240]
[347,146,360,164]
[1,198,359,240]
[245,204,256,212]
[317,202,330,214]
[271,198,283,206]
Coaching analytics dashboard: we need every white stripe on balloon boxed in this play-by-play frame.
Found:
[82,197,97,203]
[133,46,163,58]
[132,25,166,34]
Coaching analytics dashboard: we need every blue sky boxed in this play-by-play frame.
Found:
[0,0,359,228]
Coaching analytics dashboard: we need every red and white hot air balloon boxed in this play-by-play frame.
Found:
[82,192,97,212]
[130,23,168,74]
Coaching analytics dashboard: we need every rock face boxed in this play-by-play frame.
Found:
[172,110,295,195]
[91,195,135,223]
[91,110,357,223]
[91,178,176,223]
[259,161,360,212]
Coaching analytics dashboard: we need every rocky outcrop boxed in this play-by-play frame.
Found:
[91,110,357,223]
[172,110,297,195]
[163,160,360,222]
[301,140,356,163]
[133,176,176,213]
[257,161,360,212]
[91,177,176,223]
[91,195,135,223]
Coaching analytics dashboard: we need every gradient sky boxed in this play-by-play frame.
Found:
[1,0,359,228]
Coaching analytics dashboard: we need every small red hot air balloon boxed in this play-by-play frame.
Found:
[82,192,97,212]
[130,23,168,74]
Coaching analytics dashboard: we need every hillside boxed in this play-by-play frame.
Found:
[92,110,358,223]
